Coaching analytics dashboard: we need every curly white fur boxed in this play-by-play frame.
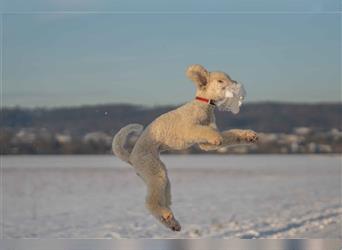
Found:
[112,64,258,231]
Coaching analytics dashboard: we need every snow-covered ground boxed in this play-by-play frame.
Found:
[2,155,341,239]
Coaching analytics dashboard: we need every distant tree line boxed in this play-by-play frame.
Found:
[1,102,341,154]
[2,102,341,135]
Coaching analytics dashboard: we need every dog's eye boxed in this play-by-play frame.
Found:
[218,80,224,83]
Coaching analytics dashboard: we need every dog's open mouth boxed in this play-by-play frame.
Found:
[216,82,246,114]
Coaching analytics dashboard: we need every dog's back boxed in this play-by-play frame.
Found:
[132,100,214,153]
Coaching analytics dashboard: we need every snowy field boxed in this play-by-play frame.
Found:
[2,155,341,239]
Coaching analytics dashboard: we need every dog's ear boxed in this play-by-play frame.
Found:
[186,64,209,89]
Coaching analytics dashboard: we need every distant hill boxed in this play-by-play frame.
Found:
[1,102,341,136]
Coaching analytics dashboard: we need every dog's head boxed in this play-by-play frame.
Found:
[186,64,246,113]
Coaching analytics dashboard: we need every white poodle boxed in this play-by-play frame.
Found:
[113,64,258,231]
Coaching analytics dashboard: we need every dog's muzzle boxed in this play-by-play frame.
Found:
[215,82,246,114]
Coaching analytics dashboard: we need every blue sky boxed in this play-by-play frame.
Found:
[1,0,341,107]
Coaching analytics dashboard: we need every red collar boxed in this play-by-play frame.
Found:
[195,96,216,106]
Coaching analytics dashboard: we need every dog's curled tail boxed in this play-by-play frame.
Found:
[112,123,144,164]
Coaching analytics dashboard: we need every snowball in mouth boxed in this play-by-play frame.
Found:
[216,82,246,114]
[225,90,234,98]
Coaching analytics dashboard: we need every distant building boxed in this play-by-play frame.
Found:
[308,143,332,153]
[317,144,332,153]
[83,132,112,145]
[294,127,312,135]
[11,129,36,144]
[258,133,278,143]
[55,134,72,144]
[329,128,342,140]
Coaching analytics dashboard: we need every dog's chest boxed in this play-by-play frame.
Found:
[197,115,211,125]
[192,109,212,125]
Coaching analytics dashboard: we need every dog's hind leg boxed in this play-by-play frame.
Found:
[165,179,172,207]
[131,153,181,231]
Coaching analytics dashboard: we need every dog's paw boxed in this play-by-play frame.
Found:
[160,213,181,232]
[208,134,223,146]
[242,130,258,143]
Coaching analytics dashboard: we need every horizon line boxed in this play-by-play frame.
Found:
[2,100,342,110]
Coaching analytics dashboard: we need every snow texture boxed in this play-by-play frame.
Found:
[2,155,341,239]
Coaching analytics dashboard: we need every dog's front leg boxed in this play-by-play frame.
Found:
[221,129,258,145]
[189,125,223,146]
[198,129,258,151]
[198,142,220,151]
